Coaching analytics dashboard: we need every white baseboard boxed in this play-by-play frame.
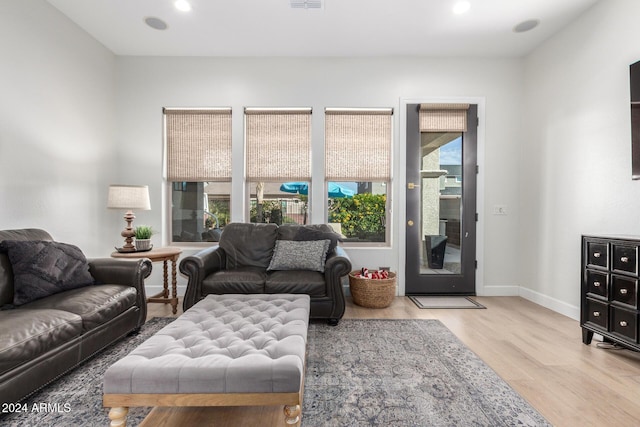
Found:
[394,282,579,320]
[477,285,520,296]
[519,286,580,320]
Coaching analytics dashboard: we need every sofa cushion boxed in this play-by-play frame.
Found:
[293,226,342,255]
[202,267,266,295]
[0,229,54,307]
[219,223,278,269]
[265,270,327,297]
[20,285,137,332]
[0,308,82,376]
[0,240,94,306]
[277,224,342,256]
[267,239,330,272]
[0,254,14,308]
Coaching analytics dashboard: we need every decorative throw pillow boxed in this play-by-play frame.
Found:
[0,240,95,306]
[267,239,331,272]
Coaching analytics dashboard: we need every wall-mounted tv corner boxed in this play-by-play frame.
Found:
[630,60,640,179]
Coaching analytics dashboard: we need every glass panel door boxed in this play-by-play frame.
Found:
[405,104,477,295]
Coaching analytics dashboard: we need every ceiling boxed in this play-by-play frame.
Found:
[47,0,600,58]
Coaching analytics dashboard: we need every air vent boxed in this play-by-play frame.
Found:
[290,0,322,9]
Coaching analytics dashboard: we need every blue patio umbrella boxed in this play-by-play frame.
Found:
[280,182,355,198]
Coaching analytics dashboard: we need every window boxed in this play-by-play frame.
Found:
[245,108,312,223]
[164,108,232,243]
[325,108,393,243]
[327,181,387,242]
[247,181,309,225]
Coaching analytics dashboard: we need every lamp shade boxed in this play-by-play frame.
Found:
[107,185,151,210]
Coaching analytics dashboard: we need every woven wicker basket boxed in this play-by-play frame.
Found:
[348,271,397,309]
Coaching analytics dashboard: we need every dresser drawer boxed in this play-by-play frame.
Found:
[610,306,638,342]
[585,298,608,330]
[611,275,638,308]
[612,243,638,275]
[586,241,608,269]
[585,270,608,299]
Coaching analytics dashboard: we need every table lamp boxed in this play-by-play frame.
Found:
[107,185,151,251]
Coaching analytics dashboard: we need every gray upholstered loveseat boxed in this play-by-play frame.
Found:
[180,222,352,325]
[0,228,151,405]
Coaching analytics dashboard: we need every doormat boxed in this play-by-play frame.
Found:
[409,295,486,309]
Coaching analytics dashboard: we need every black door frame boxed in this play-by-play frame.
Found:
[404,103,478,295]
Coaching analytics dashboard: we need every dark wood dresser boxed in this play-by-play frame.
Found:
[582,235,640,350]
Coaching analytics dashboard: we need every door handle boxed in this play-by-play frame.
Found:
[407,183,420,190]
[407,220,414,226]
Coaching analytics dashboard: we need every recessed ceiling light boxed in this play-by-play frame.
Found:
[174,0,192,12]
[144,16,168,30]
[452,1,471,15]
[513,19,540,33]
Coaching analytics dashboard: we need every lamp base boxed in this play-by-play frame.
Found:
[120,210,136,251]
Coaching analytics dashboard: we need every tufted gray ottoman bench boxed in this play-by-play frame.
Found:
[103,294,310,426]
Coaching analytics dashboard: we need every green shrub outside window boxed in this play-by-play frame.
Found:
[329,193,386,242]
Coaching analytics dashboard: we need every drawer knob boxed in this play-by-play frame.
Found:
[620,288,628,295]
[593,252,601,258]
[593,311,600,317]
[620,320,628,327]
[621,256,629,263]
[594,281,601,287]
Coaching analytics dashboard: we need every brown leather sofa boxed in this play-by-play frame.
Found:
[0,228,151,404]
[180,223,351,325]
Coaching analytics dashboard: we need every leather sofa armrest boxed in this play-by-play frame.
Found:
[180,246,226,311]
[323,246,352,322]
[88,257,152,328]
[325,246,352,276]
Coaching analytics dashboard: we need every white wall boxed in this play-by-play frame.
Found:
[0,1,534,303]
[520,0,640,318]
[5,0,638,318]
[0,0,117,256]
[115,56,523,296]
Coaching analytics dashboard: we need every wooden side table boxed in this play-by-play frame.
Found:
[111,247,182,314]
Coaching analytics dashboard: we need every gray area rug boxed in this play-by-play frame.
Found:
[303,319,549,426]
[2,318,549,427]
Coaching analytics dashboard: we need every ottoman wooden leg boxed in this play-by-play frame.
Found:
[284,404,301,425]
[108,406,129,427]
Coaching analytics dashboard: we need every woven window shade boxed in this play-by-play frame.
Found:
[419,103,470,132]
[325,108,393,181]
[165,108,232,182]
[245,108,311,181]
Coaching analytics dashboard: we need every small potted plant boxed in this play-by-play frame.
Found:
[134,225,154,251]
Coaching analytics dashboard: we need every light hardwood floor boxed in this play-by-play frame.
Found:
[142,296,640,427]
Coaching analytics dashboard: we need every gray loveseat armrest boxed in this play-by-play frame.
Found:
[180,246,227,311]
[323,246,352,324]
[88,257,152,328]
